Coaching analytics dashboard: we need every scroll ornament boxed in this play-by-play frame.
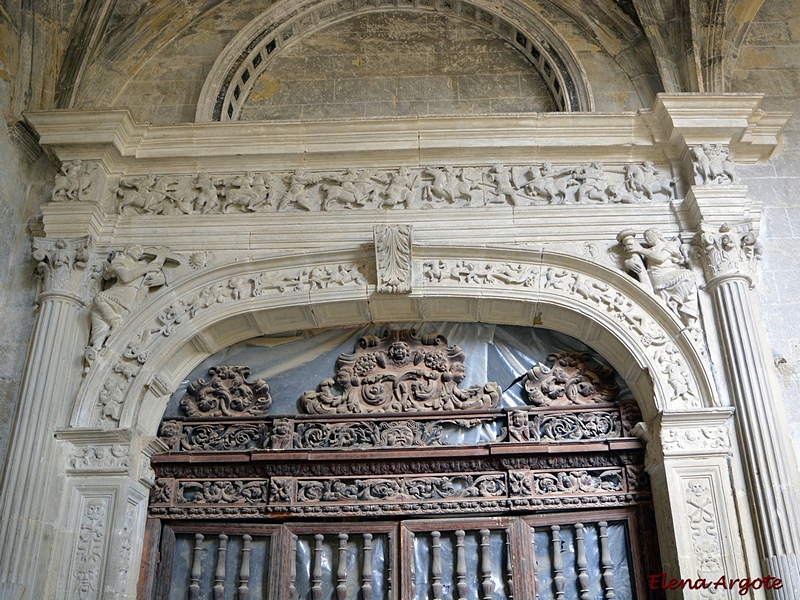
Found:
[524,352,619,407]
[179,366,272,417]
[301,329,501,414]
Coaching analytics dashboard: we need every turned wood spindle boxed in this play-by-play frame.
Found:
[311,534,324,600]
[479,529,493,600]
[238,534,251,600]
[361,533,373,600]
[213,533,228,600]
[575,524,590,600]
[551,525,565,600]
[189,533,204,600]
[455,529,467,600]
[599,522,616,600]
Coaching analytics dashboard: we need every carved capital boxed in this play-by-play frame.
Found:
[636,409,734,466]
[31,237,104,304]
[694,223,761,287]
[52,159,103,203]
[374,224,412,293]
[68,444,131,473]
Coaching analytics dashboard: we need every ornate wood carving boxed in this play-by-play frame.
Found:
[300,330,501,414]
[524,352,619,407]
[179,366,272,417]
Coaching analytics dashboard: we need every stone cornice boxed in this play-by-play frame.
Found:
[24,94,788,174]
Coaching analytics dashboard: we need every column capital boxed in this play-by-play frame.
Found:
[31,236,106,305]
[693,223,761,289]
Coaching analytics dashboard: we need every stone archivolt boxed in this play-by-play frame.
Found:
[81,251,710,428]
[111,162,675,215]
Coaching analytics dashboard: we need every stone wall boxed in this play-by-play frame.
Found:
[731,0,800,461]
[0,6,57,472]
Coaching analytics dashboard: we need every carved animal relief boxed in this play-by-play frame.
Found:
[111,162,676,215]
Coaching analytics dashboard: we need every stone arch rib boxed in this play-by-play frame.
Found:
[195,0,594,122]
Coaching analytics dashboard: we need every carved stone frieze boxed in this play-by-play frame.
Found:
[374,224,412,293]
[72,499,108,600]
[32,237,104,304]
[690,144,736,185]
[69,444,130,472]
[52,160,101,203]
[179,366,272,417]
[112,163,676,215]
[617,229,699,330]
[694,223,761,287]
[662,425,730,454]
[301,329,501,414]
[524,352,619,407]
[423,259,538,287]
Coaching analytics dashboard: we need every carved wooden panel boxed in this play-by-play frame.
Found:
[300,329,501,414]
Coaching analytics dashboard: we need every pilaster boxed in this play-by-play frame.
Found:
[637,409,750,599]
[693,223,800,598]
[0,238,105,600]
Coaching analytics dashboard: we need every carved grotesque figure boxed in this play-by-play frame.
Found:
[617,228,699,329]
[89,245,176,350]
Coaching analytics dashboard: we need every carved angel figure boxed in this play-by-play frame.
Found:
[617,229,699,329]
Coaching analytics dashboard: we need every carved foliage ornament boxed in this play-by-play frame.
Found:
[179,366,272,418]
[301,329,501,414]
[32,237,104,302]
[112,162,675,215]
[374,224,412,293]
[524,352,619,407]
[694,223,761,286]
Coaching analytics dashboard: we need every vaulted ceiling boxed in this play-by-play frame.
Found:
[6,0,768,123]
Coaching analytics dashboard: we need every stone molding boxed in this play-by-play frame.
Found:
[633,408,735,465]
[25,97,788,175]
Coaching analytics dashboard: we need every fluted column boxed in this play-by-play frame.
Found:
[696,224,800,598]
[0,237,104,600]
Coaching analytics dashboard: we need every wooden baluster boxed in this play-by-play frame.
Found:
[213,534,228,600]
[455,530,467,600]
[550,525,565,600]
[479,529,493,600]
[238,534,251,600]
[429,531,442,599]
[288,533,298,600]
[361,533,373,600]
[599,522,616,600]
[189,533,204,600]
[312,534,324,600]
[505,527,515,600]
[575,524,589,600]
[337,533,349,600]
